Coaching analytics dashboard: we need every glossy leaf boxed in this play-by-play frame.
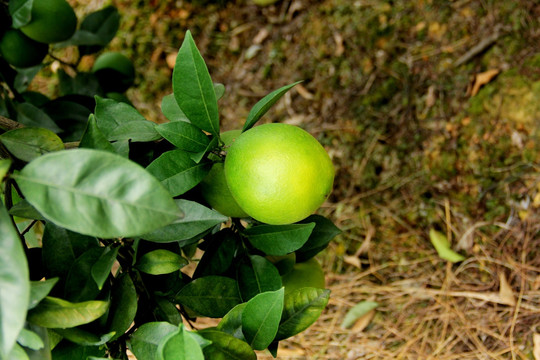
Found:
[27,297,109,328]
[53,328,115,346]
[296,215,341,262]
[237,255,282,302]
[276,288,330,340]
[243,223,316,256]
[0,200,30,359]
[28,278,59,310]
[242,288,284,350]
[340,301,378,329]
[242,81,302,132]
[198,329,257,360]
[16,103,61,133]
[161,94,189,122]
[175,276,242,318]
[142,199,228,243]
[172,31,220,136]
[15,149,181,238]
[216,303,246,341]
[106,273,138,341]
[129,322,178,360]
[136,249,188,275]
[79,114,116,154]
[429,229,465,263]
[8,0,32,28]
[155,121,210,153]
[94,97,161,142]
[91,246,119,290]
[146,149,212,197]
[157,326,204,360]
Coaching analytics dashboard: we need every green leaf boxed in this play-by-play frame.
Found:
[27,297,109,328]
[198,329,257,360]
[17,328,44,351]
[8,0,33,28]
[0,127,64,162]
[41,222,99,279]
[129,322,179,360]
[154,297,182,326]
[157,326,204,360]
[52,328,114,346]
[16,103,61,133]
[214,83,225,100]
[142,199,228,243]
[91,246,119,290]
[243,223,316,256]
[192,229,238,279]
[155,121,210,153]
[146,149,212,197]
[51,341,105,359]
[161,94,189,122]
[106,273,138,341]
[29,278,59,310]
[216,303,246,341]
[242,81,302,132]
[237,255,282,302]
[136,249,188,275]
[172,31,220,136]
[21,324,51,360]
[175,276,242,318]
[63,247,104,302]
[14,65,44,93]
[5,343,29,360]
[79,114,116,154]
[77,6,120,54]
[9,200,44,221]
[0,159,11,181]
[429,229,466,263]
[340,301,378,329]
[242,288,284,350]
[15,149,181,238]
[94,97,161,142]
[276,288,330,341]
[296,215,341,262]
[0,200,30,359]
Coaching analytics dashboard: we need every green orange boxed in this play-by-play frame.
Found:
[199,130,249,218]
[281,258,325,295]
[92,52,135,92]
[224,123,334,225]
[0,29,48,68]
[20,0,77,44]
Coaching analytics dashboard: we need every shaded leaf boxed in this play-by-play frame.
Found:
[107,273,138,341]
[29,278,59,310]
[0,127,64,162]
[52,328,114,346]
[9,199,44,221]
[237,255,282,302]
[15,149,180,238]
[242,288,284,350]
[27,297,109,328]
[91,246,119,290]
[8,0,33,28]
[296,215,341,262]
[51,341,105,359]
[172,31,219,136]
[242,81,302,132]
[16,103,61,133]
[155,121,210,153]
[64,247,104,302]
[79,114,116,154]
[192,229,237,279]
[175,276,241,318]
[161,94,189,123]
[243,223,315,256]
[0,200,30,359]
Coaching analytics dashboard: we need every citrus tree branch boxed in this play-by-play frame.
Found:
[0,115,79,148]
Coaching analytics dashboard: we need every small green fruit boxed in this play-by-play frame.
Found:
[281,258,325,295]
[0,29,48,68]
[20,0,77,44]
[92,52,136,93]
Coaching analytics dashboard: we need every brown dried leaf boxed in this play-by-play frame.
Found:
[295,84,315,100]
[333,32,345,57]
[351,308,376,332]
[534,333,540,360]
[344,255,362,269]
[470,69,500,97]
[498,272,515,306]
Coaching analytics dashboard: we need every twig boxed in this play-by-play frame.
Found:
[0,115,24,131]
[453,26,507,67]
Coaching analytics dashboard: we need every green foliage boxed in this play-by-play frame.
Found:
[0,6,340,356]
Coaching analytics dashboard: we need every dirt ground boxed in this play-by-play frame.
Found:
[67,0,540,358]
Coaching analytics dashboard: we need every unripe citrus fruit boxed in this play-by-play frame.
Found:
[92,52,135,92]
[281,258,325,295]
[200,130,249,218]
[0,29,48,68]
[20,0,77,44]
[224,123,334,225]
